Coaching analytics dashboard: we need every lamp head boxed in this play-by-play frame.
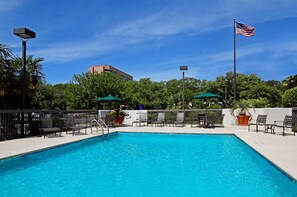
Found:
[180,65,188,71]
[13,28,36,39]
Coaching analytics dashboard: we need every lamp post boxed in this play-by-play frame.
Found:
[180,65,188,111]
[225,79,228,107]
[13,28,36,109]
[13,28,36,136]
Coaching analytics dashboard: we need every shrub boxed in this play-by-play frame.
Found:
[282,87,297,107]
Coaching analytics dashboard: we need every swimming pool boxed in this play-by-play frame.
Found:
[0,132,296,196]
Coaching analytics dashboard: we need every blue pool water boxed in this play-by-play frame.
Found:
[0,133,296,196]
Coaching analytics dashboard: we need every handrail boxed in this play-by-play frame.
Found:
[91,118,109,135]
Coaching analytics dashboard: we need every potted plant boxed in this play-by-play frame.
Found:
[230,100,253,126]
[112,108,126,126]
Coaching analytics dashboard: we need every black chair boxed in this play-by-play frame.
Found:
[64,114,88,135]
[172,112,185,127]
[274,115,296,136]
[104,114,115,127]
[191,113,206,127]
[248,115,267,132]
[207,114,225,128]
[152,112,165,127]
[40,115,62,139]
[132,112,148,127]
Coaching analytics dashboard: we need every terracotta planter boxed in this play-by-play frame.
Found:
[236,115,251,126]
[113,116,124,126]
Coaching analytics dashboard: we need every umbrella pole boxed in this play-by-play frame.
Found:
[109,101,111,114]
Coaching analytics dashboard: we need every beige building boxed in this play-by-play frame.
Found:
[89,64,133,81]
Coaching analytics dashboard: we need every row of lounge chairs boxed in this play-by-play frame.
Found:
[248,115,297,136]
[132,112,224,128]
[40,114,96,138]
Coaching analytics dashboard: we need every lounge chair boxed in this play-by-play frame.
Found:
[152,112,165,127]
[132,112,148,127]
[274,115,296,136]
[63,114,88,135]
[248,114,267,132]
[173,112,185,127]
[40,115,62,138]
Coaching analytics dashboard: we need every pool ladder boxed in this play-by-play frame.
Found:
[91,118,109,136]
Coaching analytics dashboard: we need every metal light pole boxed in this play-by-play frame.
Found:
[13,28,36,136]
[180,65,188,111]
[13,28,36,109]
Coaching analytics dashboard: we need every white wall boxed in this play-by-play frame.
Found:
[222,108,292,126]
[98,110,148,125]
[122,110,148,125]
[99,108,292,126]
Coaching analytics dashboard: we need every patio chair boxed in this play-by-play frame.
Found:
[63,114,88,135]
[209,114,225,128]
[152,112,165,127]
[191,113,206,127]
[248,114,267,132]
[173,112,185,127]
[204,115,216,128]
[104,114,115,127]
[40,115,62,139]
[132,112,148,127]
[274,115,296,136]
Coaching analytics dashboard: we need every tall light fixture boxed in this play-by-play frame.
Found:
[180,65,188,110]
[13,28,36,137]
[13,28,36,109]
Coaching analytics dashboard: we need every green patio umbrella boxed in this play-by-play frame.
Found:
[96,94,124,110]
[193,92,222,111]
[96,95,124,102]
[192,92,222,99]
[193,92,222,127]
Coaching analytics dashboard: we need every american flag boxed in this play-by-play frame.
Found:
[236,22,255,37]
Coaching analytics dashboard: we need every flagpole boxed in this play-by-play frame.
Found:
[233,18,237,102]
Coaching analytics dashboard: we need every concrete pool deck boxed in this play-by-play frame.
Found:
[0,125,296,180]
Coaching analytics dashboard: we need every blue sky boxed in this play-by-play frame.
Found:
[1,0,297,84]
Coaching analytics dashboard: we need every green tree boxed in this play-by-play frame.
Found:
[265,80,282,91]
[126,78,166,109]
[282,75,297,91]
[10,56,45,108]
[282,87,297,107]
[165,79,182,109]
[32,83,54,109]
[66,72,125,109]
[0,43,45,109]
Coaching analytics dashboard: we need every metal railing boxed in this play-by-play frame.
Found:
[0,110,98,141]
[91,118,109,135]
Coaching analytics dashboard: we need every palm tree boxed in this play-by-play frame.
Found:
[230,99,254,116]
[0,44,12,60]
[230,99,254,126]
[12,55,45,88]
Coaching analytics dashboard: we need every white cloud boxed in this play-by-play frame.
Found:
[15,0,297,67]
[31,35,122,63]
[109,0,297,39]
[135,39,297,81]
